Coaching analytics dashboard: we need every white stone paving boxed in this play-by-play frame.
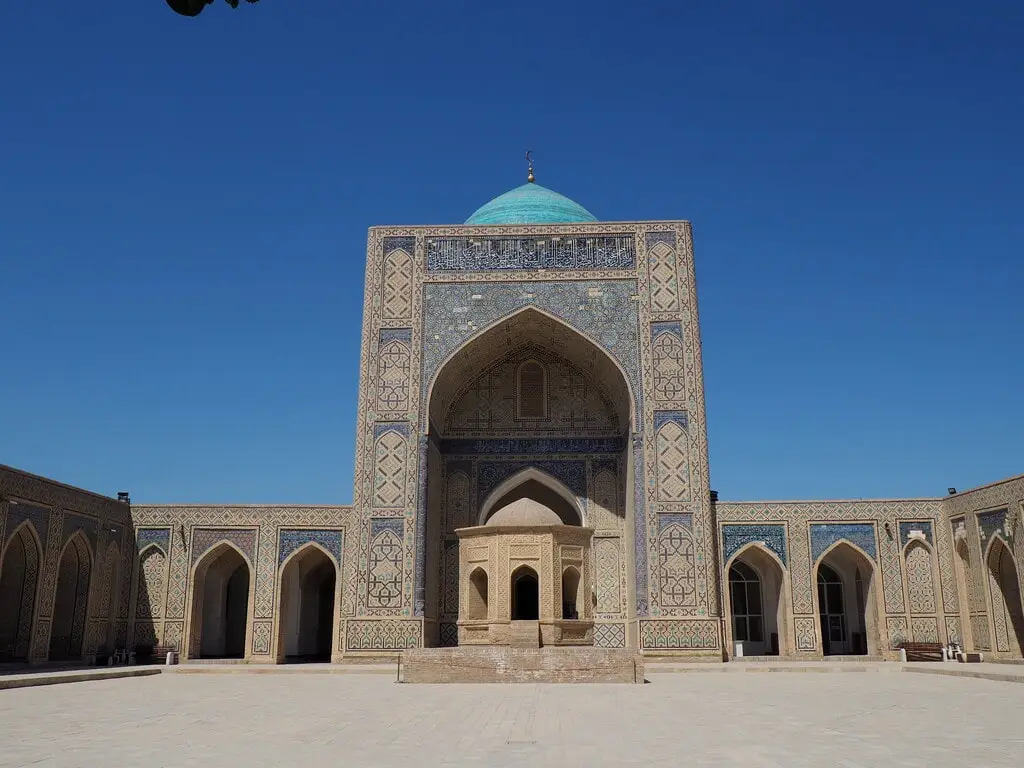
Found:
[1,672,1022,766]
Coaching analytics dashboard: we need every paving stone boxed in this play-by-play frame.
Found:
[1,672,1023,766]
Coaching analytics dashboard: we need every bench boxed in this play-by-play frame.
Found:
[899,642,944,662]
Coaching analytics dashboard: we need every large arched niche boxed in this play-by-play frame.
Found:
[420,306,637,646]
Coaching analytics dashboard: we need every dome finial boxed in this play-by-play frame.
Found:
[526,150,535,183]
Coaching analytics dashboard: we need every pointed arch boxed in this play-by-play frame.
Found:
[477,466,584,527]
[724,542,790,656]
[136,545,168,620]
[276,542,338,663]
[814,540,881,656]
[50,531,93,661]
[902,538,937,616]
[187,541,253,660]
[426,305,636,432]
[984,535,1024,656]
[0,520,43,662]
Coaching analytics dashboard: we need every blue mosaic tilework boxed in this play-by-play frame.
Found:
[898,521,934,547]
[722,524,787,566]
[658,514,693,532]
[810,523,877,562]
[278,529,344,566]
[477,460,586,504]
[383,236,415,256]
[426,235,634,272]
[421,280,641,416]
[591,458,619,476]
[136,527,171,553]
[374,422,410,439]
[632,434,648,616]
[439,438,626,455]
[645,231,677,249]
[978,509,1010,542]
[653,411,688,432]
[371,518,405,539]
[380,328,413,344]
[650,321,682,342]
[414,435,429,617]
[4,501,51,551]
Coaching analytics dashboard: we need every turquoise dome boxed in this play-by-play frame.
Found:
[465,182,597,225]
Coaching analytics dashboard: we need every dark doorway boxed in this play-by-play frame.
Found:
[512,568,539,620]
[278,546,337,663]
[50,535,92,661]
[193,545,251,660]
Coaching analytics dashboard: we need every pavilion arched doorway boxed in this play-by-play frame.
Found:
[277,546,337,663]
[511,566,539,621]
[190,544,251,659]
[987,538,1024,657]
[0,524,42,662]
[50,534,93,661]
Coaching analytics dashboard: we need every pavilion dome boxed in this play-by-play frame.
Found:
[485,497,563,527]
[465,182,597,225]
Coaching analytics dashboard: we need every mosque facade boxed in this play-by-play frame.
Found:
[1,173,1022,664]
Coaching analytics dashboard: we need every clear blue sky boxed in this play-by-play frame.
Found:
[2,1,1021,503]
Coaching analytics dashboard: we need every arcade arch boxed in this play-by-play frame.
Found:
[50,533,93,661]
[189,543,251,660]
[0,523,43,662]
[814,542,880,656]
[986,536,1024,657]
[276,544,337,663]
[725,544,789,656]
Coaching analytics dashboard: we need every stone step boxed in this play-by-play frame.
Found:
[509,620,541,649]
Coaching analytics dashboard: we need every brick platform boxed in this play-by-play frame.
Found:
[400,647,644,684]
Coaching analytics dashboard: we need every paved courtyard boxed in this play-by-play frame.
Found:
[1,671,1023,767]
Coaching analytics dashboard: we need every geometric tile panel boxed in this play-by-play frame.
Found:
[477,460,587,504]
[136,528,170,553]
[810,523,877,562]
[593,623,626,648]
[910,616,939,643]
[794,616,817,651]
[61,513,99,555]
[4,502,51,551]
[639,619,719,650]
[945,616,962,645]
[345,618,421,651]
[887,616,910,648]
[722,524,787,566]
[978,509,1010,544]
[278,529,344,566]
[898,521,934,547]
[190,528,257,567]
